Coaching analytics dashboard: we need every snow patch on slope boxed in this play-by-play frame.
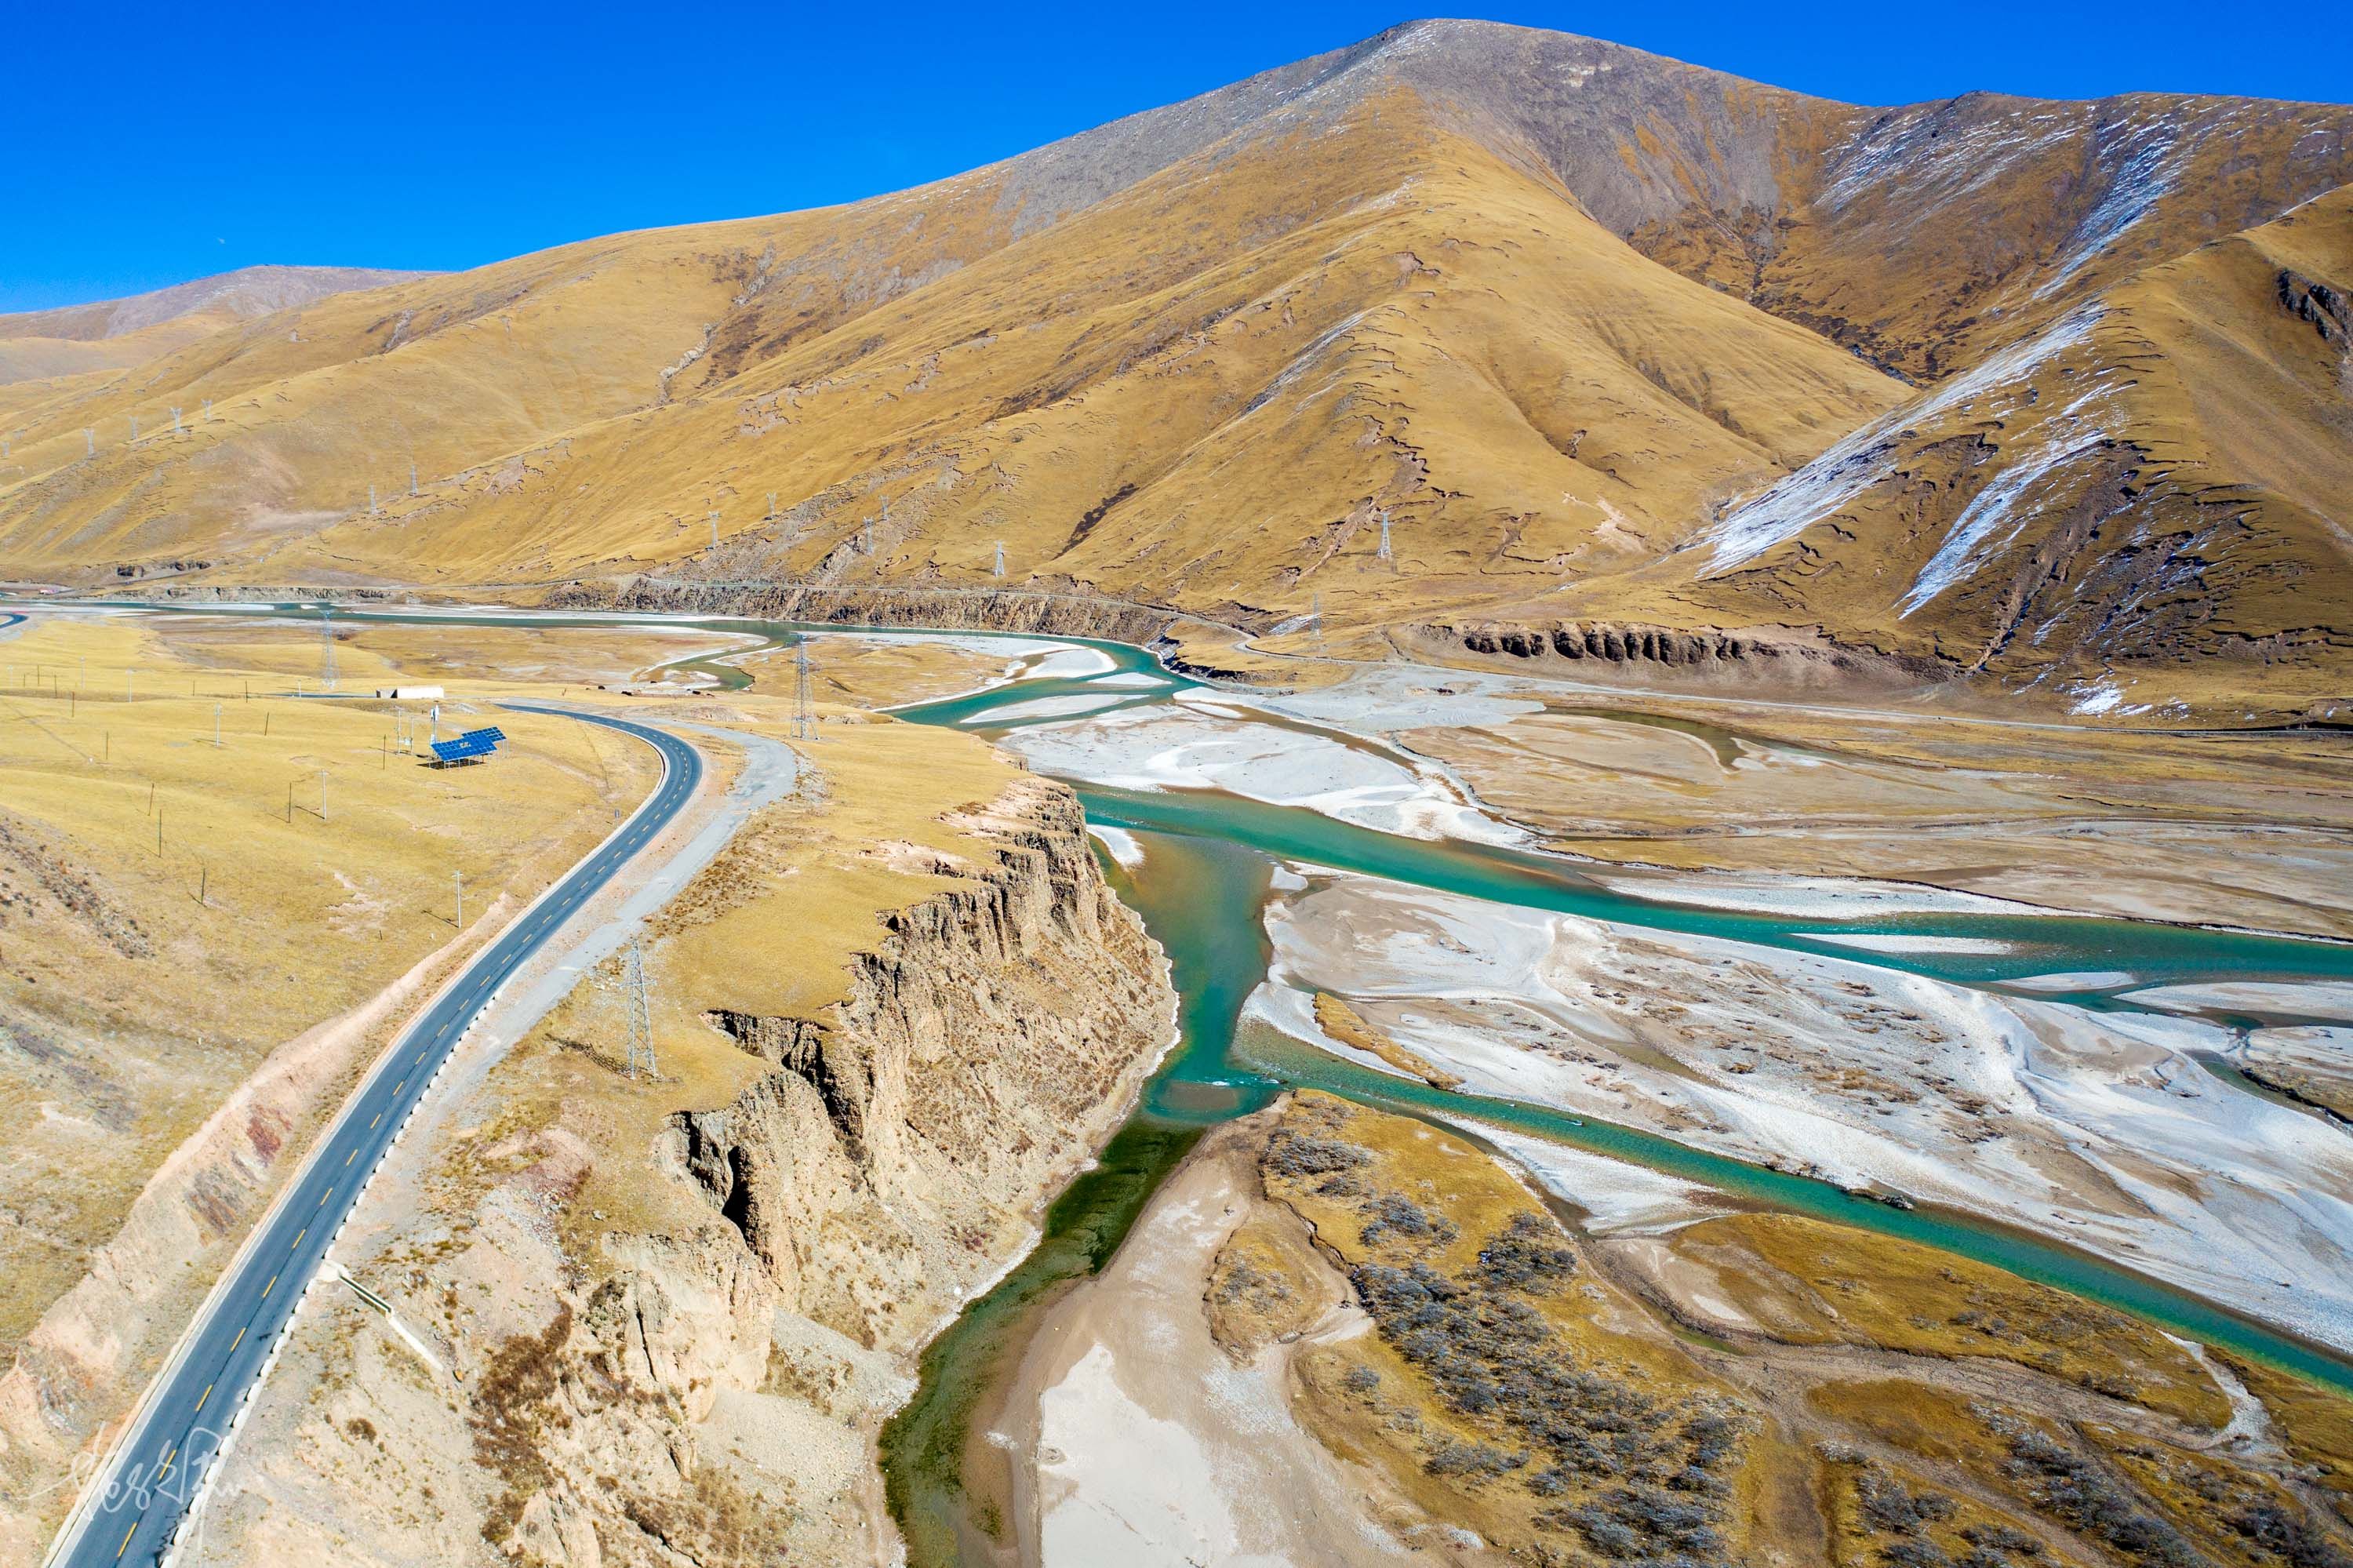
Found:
[1699,307,2102,577]
[2033,116,2184,300]
[1900,447,2079,616]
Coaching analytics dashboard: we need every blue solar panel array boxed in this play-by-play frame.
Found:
[428,726,507,766]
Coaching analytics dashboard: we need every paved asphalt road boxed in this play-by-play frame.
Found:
[50,705,701,1566]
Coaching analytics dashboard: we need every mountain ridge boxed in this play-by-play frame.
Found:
[1,20,2345,716]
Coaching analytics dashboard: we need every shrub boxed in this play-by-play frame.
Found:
[1360,1193,1459,1247]
[1477,1212,1579,1293]
[1264,1128,1369,1177]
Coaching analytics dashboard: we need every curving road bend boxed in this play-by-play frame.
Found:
[48,706,702,1567]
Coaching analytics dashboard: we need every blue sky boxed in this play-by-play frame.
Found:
[5,2,2344,313]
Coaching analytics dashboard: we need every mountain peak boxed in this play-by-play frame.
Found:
[0,264,435,344]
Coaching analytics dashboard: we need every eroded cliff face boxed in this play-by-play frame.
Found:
[666,784,1167,1348]
[184,775,1173,1568]
[1400,617,1947,693]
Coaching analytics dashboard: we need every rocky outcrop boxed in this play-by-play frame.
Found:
[183,777,1173,1568]
[1404,617,1944,690]
[2279,268,2350,348]
[659,783,1167,1347]
[586,576,1202,647]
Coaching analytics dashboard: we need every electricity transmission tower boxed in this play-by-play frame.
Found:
[992,541,1006,577]
[621,940,656,1079]
[791,641,816,740]
[1377,508,1392,562]
[319,606,338,692]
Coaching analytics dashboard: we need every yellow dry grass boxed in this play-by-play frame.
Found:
[476,694,1039,1238]
[1311,991,1461,1090]
[1263,1091,1782,1560]
[0,93,1900,633]
[1406,698,2353,938]
[1814,1445,2069,1568]
[738,636,1003,710]
[0,612,660,1337]
[2223,1354,2353,1504]
[0,32,2343,713]
[1658,186,2353,717]
[1807,1377,2353,1568]
[1675,1213,2230,1427]
[1203,1208,1333,1356]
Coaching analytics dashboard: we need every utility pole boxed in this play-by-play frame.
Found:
[213,704,222,747]
[621,940,656,1079]
[319,769,328,823]
[453,870,464,930]
[792,641,816,741]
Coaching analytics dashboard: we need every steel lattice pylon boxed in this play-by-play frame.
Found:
[622,940,656,1079]
[792,640,816,740]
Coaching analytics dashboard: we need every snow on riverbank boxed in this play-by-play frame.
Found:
[998,700,1527,846]
[2123,980,2353,1023]
[1592,868,2060,922]
[1253,868,2353,1353]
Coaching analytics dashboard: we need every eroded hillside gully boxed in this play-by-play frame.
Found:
[100,603,2353,1563]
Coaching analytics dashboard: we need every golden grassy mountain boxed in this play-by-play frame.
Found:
[0,21,2346,712]
[1636,89,2353,382]
[1649,184,2353,717]
[0,265,431,386]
